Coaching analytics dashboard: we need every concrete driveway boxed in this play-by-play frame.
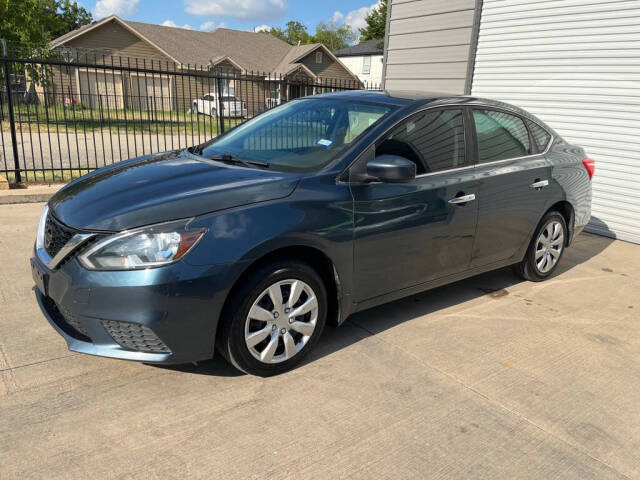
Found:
[1,203,639,479]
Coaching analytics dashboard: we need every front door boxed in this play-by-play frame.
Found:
[469,108,552,267]
[351,108,479,302]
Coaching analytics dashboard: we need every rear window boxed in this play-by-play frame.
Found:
[221,96,238,102]
[528,121,551,151]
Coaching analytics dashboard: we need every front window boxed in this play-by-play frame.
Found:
[199,98,392,172]
[376,109,467,175]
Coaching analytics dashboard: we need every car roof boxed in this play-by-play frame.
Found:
[309,90,550,129]
[308,90,502,108]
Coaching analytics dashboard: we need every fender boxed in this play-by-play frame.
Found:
[185,173,356,323]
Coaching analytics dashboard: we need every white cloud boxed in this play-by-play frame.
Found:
[161,19,193,29]
[254,24,271,32]
[185,0,287,21]
[92,0,139,19]
[199,21,216,31]
[332,1,382,36]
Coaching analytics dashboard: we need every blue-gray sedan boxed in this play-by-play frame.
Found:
[31,91,593,375]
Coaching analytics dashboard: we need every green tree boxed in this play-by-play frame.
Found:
[312,21,356,51]
[269,20,312,46]
[50,0,93,39]
[359,0,387,46]
[0,0,92,53]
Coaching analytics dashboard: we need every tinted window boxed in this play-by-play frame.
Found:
[528,121,551,151]
[473,110,530,163]
[200,98,391,172]
[376,109,466,175]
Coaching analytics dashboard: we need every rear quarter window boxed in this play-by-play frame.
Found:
[528,121,552,151]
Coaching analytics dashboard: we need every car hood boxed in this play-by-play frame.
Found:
[49,151,301,231]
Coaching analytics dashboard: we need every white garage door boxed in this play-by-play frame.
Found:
[130,74,172,111]
[78,70,124,110]
[471,0,640,244]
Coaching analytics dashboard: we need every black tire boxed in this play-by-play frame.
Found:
[514,211,567,282]
[193,103,199,114]
[217,258,327,376]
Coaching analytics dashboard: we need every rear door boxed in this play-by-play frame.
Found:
[351,108,479,302]
[469,108,552,268]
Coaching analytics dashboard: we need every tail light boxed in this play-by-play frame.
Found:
[582,158,595,180]
[243,102,246,109]
[221,103,226,110]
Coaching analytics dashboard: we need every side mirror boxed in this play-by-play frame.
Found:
[366,155,416,183]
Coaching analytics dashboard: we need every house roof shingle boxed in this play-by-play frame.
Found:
[126,21,292,71]
[51,16,358,82]
[333,39,383,57]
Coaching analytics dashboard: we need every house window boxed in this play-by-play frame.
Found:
[315,51,323,64]
[220,78,235,96]
[269,83,279,99]
[362,56,371,74]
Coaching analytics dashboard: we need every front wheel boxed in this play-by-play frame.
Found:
[217,259,327,376]
[514,211,567,281]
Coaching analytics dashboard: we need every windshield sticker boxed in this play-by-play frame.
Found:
[316,138,333,147]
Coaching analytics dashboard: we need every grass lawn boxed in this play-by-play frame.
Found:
[1,104,243,134]
[4,168,92,184]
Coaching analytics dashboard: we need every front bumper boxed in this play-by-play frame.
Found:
[31,253,240,364]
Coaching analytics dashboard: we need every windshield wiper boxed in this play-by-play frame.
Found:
[209,153,270,169]
[188,144,204,156]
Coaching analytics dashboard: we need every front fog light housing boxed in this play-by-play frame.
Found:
[78,219,206,270]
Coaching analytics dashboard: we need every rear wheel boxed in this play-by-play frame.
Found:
[217,259,327,376]
[193,102,199,114]
[514,211,567,281]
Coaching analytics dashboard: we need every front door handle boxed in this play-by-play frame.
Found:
[448,193,476,205]
[530,179,549,189]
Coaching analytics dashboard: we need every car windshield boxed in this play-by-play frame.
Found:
[198,98,392,172]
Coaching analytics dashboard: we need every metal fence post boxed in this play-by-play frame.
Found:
[1,39,21,183]
[215,73,225,134]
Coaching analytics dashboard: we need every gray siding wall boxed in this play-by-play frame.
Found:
[383,0,476,93]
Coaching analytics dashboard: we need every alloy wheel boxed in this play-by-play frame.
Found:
[535,220,564,273]
[244,279,318,364]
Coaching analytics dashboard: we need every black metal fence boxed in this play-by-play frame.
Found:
[1,45,379,183]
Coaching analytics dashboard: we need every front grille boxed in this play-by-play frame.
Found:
[102,320,171,354]
[58,303,90,337]
[41,295,91,342]
[44,213,75,259]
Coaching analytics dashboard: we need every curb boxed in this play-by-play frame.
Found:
[0,185,64,205]
[0,192,57,205]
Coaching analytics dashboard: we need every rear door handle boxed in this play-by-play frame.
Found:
[530,179,549,189]
[448,193,476,205]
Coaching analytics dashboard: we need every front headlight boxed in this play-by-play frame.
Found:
[35,204,50,252]
[78,219,206,270]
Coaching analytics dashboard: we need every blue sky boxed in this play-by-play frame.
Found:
[78,0,380,37]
